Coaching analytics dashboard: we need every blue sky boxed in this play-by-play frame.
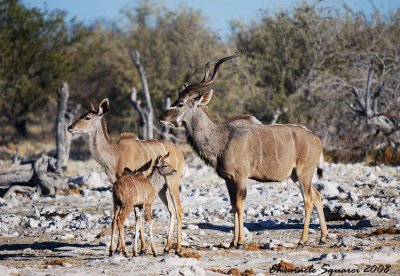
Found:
[23,0,400,37]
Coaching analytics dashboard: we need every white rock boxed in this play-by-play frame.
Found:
[83,172,105,189]
[246,207,256,216]
[262,242,275,249]
[169,266,205,276]
[378,205,400,219]
[187,224,199,231]
[317,182,340,199]
[29,218,39,228]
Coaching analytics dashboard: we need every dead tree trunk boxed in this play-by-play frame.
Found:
[56,82,80,172]
[1,155,68,199]
[130,50,154,139]
[347,68,394,133]
[347,67,400,161]
[161,95,171,140]
[129,87,147,139]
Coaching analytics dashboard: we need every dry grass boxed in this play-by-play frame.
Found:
[356,227,400,238]
[275,260,312,271]
[45,259,66,266]
[178,251,201,260]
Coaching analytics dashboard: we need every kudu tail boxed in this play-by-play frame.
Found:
[317,152,324,179]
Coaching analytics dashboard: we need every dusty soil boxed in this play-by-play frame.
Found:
[0,155,399,275]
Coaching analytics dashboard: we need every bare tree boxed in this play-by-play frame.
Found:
[347,68,395,134]
[1,154,68,199]
[56,82,81,172]
[129,87,146,138]
[130,51,154,139]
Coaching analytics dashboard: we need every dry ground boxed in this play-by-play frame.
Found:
[0,155,399,275]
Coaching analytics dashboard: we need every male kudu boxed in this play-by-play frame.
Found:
[160,53,328,248]
[68,99,185,254]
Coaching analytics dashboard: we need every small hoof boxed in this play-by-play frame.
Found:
[140,251,146,256]
[319,238,327,245]
[229,241,237,249]
[237,244,244,250]
[153,252,158,257]
[162,250,169,256]
[123,251,129,258]
[109,251,114,257]
[297,242,305,248]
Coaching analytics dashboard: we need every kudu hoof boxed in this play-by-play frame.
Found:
[139,251,146,256]
[237,244,245,250]
[229,241,237,249]
[319,238,327,245]
[162,249,169,256]
[297,242,306,248]
[109,250,114,257]
[123,251,129,258]
[152,251,158,257]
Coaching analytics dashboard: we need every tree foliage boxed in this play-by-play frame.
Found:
[1,0,400,163]
[0,0,88,136]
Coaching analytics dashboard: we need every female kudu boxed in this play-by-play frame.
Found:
[68,99,184,254]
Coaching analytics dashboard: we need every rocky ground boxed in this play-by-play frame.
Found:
[0,154,399,275]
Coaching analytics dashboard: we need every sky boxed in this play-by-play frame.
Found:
[23,0,400,38]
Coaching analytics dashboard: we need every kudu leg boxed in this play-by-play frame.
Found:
[227,178,247,249]
[158,186,176,255]
[168,187,183,254]
[133,208,142,257]
[145,204,157,257]
[134,207,147,255]
[109,205,119,256]
[312,185,328,243]
[298,182,313,246]
[235,185,247,248]
[117,207,129,257]
[225,180,239,247]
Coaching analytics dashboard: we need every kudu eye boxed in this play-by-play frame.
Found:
[84,116,91,120]
[177,103,184,108]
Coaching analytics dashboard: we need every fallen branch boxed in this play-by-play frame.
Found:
[1,154,67,199]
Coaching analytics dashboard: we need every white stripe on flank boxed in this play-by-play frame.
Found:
[286,126,295,166]
[145,141,157,159]
[136,141,144,164]
[255,128,263,166]
[270,123,313,133]
[138,142,149,162]
[156,141,168,155]
[303,128,309,161]
[270,128,282,166]
[173,149,178,169]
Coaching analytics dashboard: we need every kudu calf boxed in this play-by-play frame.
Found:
[68,99,184,254]
[110,153,177,257]
[160,53,328,248]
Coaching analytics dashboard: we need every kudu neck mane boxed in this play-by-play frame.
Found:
[200,107,257,126]
[99,117,113,142]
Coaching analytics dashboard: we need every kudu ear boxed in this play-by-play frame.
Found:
[98,98,110,116]
[161,152,170,161]
[195,89,213,106]
[137,159,152,173]
[154,155,162,165]
[87,101,96,112]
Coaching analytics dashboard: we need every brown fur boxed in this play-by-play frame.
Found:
[110,172,156,257]
[68,99,185,254]
[110,154,176,257]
